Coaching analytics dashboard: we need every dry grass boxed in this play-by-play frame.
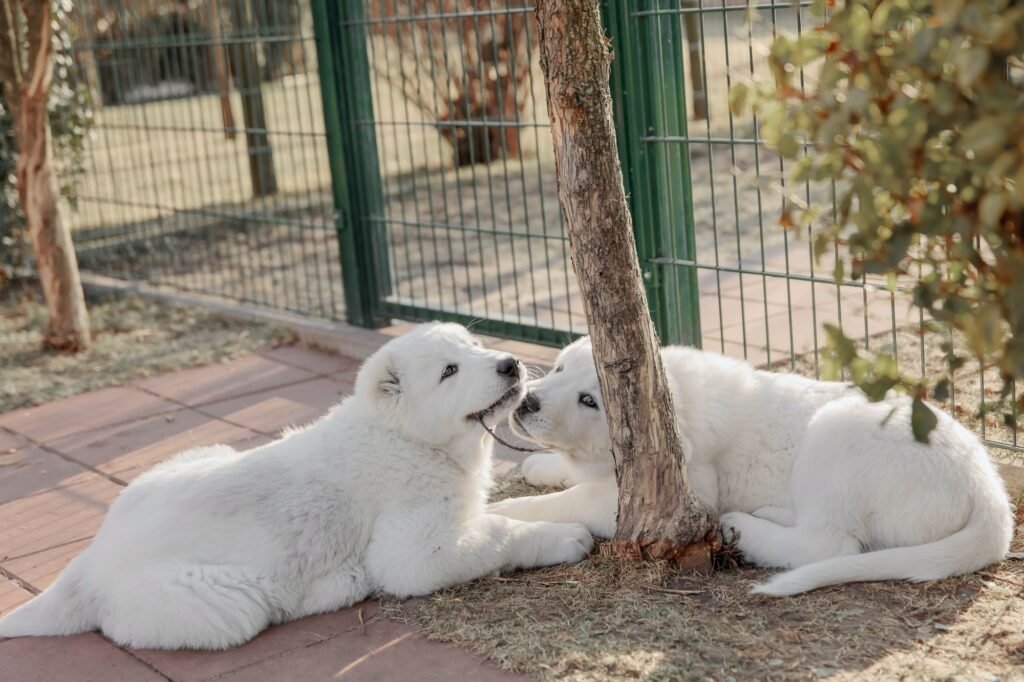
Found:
[381,477,1024,680]
[395,328,1024,682]
[0,285,295,413]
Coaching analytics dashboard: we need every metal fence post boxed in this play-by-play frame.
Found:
[311,0,390,328]
[604,1,702,347]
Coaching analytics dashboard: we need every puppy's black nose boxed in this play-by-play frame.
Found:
[496,356,519,378]
[518,391,540,414]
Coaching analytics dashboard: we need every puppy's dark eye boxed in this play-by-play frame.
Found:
[579,393,598,409]
[555,365,564,373]
[441,364,458,381]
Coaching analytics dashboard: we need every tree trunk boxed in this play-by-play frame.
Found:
[208,0,237,140]
[682,4,708,122]
[534,0,719,570]
[12,1,91,351]
[231,0,277,197]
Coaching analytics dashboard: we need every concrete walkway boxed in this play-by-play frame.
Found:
[0,345,527,681]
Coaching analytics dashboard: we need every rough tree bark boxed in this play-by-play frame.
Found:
[535,0,719,569]
[2,0,91,351]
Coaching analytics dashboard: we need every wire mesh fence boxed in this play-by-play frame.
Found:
[68,0,343,319]
[630,0,1021,460]
[327,0,584,343]
[63,0,1020,458]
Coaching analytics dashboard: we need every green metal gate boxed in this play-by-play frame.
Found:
[60,0,1023,456]
[309,0,702,347]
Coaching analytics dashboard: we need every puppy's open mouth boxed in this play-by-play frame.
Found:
[473,387,542,453]
[510,412,532,439]
[468,384,523,421]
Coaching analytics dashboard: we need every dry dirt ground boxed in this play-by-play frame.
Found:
[0,287,294,413]
[381,477,1024,681]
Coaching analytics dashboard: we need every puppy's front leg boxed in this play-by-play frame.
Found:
[488,478,618,539]
[367,513,593,597]
[521,451,584,488]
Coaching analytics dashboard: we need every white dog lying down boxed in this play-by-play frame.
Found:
[0,323,593,649]
[488,338,1013,596]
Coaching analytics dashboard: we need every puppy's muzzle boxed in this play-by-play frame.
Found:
[517,390,541,416]
[496,356,519,381]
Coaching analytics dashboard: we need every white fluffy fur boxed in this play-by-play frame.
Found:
[0,323,593,649]
[488,338,1014,596]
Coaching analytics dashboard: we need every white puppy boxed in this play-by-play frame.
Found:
[0,323,593,649]
[488,337,1013,596]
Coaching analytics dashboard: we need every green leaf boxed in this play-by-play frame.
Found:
[911,397,938,444]
[799,204,821,228]
[1014,164,1024,207]
[932,378,951,402]
[963,303,1003,359]
[978,191,1008,228]
[729,82,750,115]
[778,132,800,159]
[792,157,813,183]
[760,102,787,147]
[861,375,897,401]
[846,4,872,47]
[954,46,990,90]
[870,0,893,33]
[958,119,1009,159]
[790,32,832,68]
[824,323,858,365]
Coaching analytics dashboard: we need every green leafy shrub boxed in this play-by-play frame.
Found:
[732,0,1024,440]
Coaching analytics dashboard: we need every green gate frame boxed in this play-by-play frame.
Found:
[312,0,702,348]
[311,0,389,329]
[605,0,702,347]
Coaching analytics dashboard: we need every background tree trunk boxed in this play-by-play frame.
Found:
[535,0,719,570]
[231,0,277,197]
[4,1,91,351]
[208,0,237,141]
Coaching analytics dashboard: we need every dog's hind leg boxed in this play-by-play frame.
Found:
[721,512,861,570]
[292,563,371,619]
[100,565,275,650]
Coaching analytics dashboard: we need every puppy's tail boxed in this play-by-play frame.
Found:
[752,494,1013,597]
[0,558,95,638]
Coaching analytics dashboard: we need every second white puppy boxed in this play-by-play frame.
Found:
[0,323,593,649]
[488,338,1013,596]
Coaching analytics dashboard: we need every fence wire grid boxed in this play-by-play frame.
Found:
[64,0,1021,459]
[70,0,343,319]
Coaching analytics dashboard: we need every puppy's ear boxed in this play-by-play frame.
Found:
[378,366,402,398]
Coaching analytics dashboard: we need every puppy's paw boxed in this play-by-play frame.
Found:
[533,522,594,567]
[719,511,750,545]
[521,452,572,488]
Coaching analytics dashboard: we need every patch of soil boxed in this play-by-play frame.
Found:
[381,478,1024,681]
[0,285,295,413]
